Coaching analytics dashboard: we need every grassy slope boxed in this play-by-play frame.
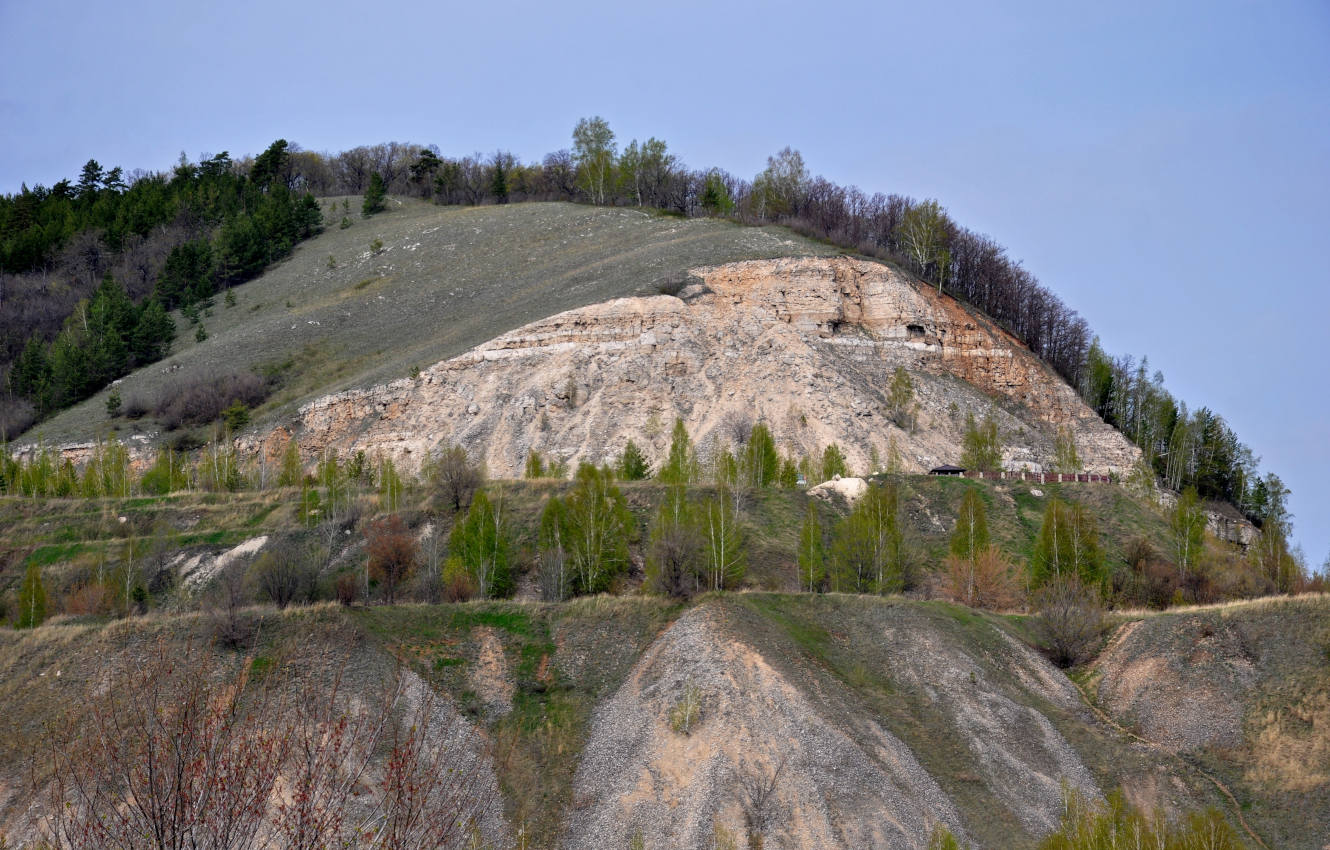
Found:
[28,200,837,446]
[1085,595,1330,849]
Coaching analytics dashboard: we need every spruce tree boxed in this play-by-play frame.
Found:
[618,440,650,481]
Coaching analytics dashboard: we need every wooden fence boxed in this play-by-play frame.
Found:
[950,471,1113,484]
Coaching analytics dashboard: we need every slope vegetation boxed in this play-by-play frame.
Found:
[26,201,835,446]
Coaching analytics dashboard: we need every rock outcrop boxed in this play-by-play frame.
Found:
[249,257,1139,478]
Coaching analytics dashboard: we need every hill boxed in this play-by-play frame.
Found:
[22,201,836,447]
[1,592,1324,848]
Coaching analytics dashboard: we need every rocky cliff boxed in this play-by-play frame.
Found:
[248,256,1139,478]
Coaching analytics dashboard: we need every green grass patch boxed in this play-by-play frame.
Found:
[25,541,86,567]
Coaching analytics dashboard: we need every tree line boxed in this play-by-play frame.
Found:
[0,122,1285,526]
[0,140,322,432]
[7,415,1318,634]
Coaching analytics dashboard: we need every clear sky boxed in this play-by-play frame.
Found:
[2,0,1327,564]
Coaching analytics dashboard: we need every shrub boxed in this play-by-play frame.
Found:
[0,396,35,440]
[668,680,702,734]
[940,547,1022,611]
[1032,577,1104,667]
[249,539,316,609]
[429,445,482,513]
[365,515,417,604]
[644,490,704,598]
[122,393,149,420]
[334,573,359,607]
[1039,788,1241,850]
[222,400,250,433]
[154,370,269,430]
[442,557,478,602]
[63,583,115,616]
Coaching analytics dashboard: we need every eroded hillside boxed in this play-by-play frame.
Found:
[258,256,1139,478]
[6,594,1321,849]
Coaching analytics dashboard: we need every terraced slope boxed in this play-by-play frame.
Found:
[26,201,836,446]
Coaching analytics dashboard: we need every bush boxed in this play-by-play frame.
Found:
[940,547,1022,610]
[442,557,478,602]
[0,395,35,440]
[154,370,269,430]
[366,515,417,604]
[1032,577,1104,668]
[428,445,482,513]
[668,680,702,734]
[249,539,317,609]
[122,393,150,420]
[334,573,359,607]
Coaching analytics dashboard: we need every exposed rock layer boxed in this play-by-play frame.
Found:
[249,257,1140,477]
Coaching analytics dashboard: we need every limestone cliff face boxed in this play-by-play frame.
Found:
[250,257,1139,478]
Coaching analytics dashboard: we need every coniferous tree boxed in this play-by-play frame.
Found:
[618,439,650,481]
[362,172,387,217]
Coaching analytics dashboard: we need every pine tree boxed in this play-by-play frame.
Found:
[362,172,387,217]
[17,563,46,628]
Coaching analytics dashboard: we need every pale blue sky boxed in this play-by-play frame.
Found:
[2,0,1327,564]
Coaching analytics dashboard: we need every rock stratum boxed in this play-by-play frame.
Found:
[252,256,1139,478]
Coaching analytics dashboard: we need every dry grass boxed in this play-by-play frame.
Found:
[1248,685,1330,792]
